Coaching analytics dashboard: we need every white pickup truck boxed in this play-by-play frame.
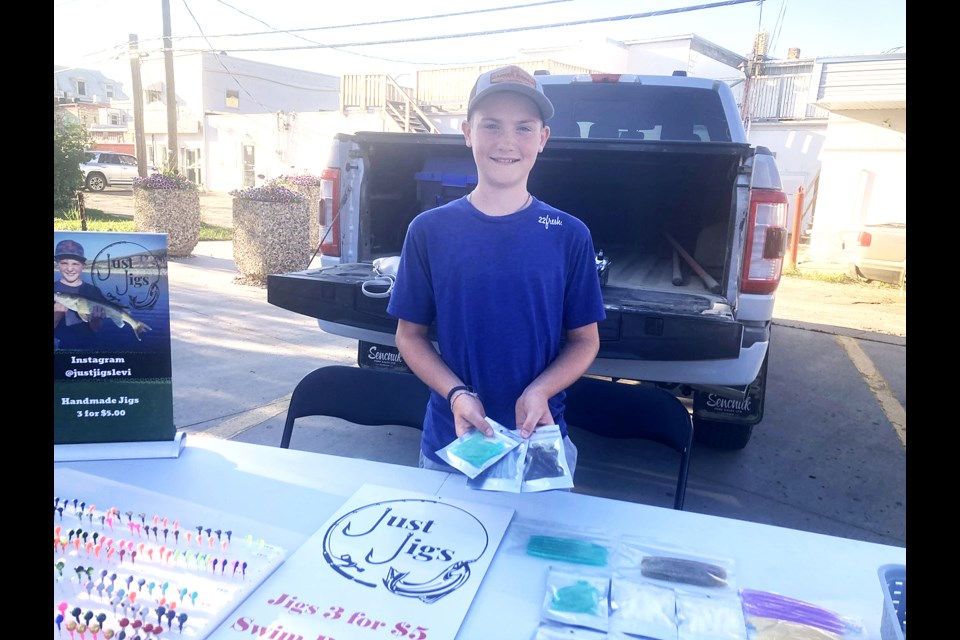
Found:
[267,71,789,450]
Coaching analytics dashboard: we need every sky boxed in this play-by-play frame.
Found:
[53,0,906,84]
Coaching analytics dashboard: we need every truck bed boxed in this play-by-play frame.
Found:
[352,133,745,290]
[270,131,753,364]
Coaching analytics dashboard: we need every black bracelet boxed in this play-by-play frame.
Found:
[446,385,475,405]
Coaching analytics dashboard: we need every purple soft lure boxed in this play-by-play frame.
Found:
[740,588,853,634]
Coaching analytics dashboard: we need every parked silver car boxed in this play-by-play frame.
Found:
[81,151,156,192]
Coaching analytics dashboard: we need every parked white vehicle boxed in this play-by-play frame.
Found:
[81,150,156,191]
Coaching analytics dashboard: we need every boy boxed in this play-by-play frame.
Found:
[54,238,108,349]
[387,65,606,475]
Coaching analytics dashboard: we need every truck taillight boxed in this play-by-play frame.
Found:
[741,188,789,294]
[319,168,340,257]
[858,231,873,247]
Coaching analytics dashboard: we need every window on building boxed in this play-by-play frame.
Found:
[226,90,240,109]
[106,85,114,99]
[77,80,87,96]
[146,89,162,103]
[109,113,121,126]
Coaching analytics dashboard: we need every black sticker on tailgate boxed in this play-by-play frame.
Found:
[357,341,410,372]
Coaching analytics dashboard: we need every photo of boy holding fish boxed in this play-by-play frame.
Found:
[53,238,110,349]
[53,231,175,445]
[53,237,155,349]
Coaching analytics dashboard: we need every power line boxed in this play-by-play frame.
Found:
[169,0,759,53]
[59,0,762,73]
[769,0,788,58]
[210,0,405,66]
[168,0,576,66]
[180,0,272,112]
[58,1,578,74]
[204,67,340,92]
[206,0,574,38]
[54,44,132,74]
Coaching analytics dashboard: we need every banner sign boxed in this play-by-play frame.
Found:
[210,484,514,640]
[53,231,175,445]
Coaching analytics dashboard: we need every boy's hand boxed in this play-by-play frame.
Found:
[87,304,105,332]
[54,303,66,328]
[452,395,491,438]
[515,390,554,439]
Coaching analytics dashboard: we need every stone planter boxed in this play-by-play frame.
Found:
[232,198,311,283]
[133,187,201,257]
[288,184,322,251]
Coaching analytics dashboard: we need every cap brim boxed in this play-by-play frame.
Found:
[55,254,86,262]
[471,84,554,121]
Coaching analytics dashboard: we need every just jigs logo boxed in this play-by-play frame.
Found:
[90,241,163,310]
[321,499,489,604]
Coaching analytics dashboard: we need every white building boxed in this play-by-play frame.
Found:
[54,65,133,149]
[130,52,343,191]
[744,52,905,257]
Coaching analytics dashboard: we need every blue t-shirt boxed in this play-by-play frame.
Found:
[387,195,606,463]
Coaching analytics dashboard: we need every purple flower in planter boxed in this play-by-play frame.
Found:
[229,183,307,204]
[276,174,322,187]
[133,170,196,190]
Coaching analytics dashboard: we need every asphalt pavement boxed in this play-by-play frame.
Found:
[78,188,906,548]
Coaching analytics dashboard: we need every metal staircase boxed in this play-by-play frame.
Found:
[340,73,440,134]
[383,97,438,133]
[340,62,597,133]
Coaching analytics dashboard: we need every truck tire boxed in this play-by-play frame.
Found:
[692,348,769,450]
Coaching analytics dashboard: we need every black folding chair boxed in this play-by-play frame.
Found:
[280,365,430,450]
[563,376,694,510]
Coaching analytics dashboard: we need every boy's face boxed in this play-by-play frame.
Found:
[462,92,550,191]
[58,258,85,286]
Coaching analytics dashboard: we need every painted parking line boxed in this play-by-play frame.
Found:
[836,335,906,446]
[187,395,291,440]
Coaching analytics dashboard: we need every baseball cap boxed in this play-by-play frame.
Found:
[55,239,86,263]
[467,65,554,122]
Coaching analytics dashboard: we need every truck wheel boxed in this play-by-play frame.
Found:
[692,418,754,450]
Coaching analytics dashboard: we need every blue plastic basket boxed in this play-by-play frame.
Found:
[878,564,905,640]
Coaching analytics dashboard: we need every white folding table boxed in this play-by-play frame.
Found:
[53,435,905,639]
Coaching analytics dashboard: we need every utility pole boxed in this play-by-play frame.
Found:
[129,34,148,178]
[162,0,179,172]
[742,31,768,136]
